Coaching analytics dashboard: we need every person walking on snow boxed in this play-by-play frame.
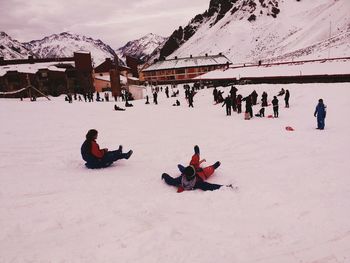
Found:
[314,99,327,130]
[81,129,133,169]
[161,145,231,192]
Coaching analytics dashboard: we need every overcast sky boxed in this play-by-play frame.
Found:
[0,0,209,48]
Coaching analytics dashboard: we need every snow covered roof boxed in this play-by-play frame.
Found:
[143,54,231,72]
[196,59,350,80]
[0,61,75,77]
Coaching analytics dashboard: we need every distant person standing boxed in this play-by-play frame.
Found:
[222,95,232,116]
[243,95,253,118]
[272,96,279,118]
[229,86,238,111]
[251,90,258,105]
[213,87,218,103]
[261,92,268,107]
[153,92,158,105]
[236,94,242,114]
[284,90,290,108]
[188,90,194,108]
[314,99,327,130]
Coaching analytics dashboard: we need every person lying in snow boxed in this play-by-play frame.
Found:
[81,129,133,169]
[161,145,232,192]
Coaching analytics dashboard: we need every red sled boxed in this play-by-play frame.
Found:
[285,126,295,131]
[267,115,274,118]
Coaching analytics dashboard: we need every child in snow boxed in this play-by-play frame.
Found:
[161,145,230,192]
[81,129,133,169]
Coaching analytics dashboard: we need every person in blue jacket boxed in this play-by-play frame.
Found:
[314,99,327,130]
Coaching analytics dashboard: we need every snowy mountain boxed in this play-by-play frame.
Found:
[157,0,350,63]
[23,32,118,66]
[0,31,32,60]
[116,33,167,63]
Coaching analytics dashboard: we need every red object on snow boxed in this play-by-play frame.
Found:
[267,115,274,118]
[177,186,184,193]
[285,126,295,131]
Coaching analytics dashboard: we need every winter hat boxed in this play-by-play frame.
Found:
[184,165,196,180]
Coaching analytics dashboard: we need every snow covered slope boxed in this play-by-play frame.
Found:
[23,32,117,66]
[0,31,32,60]
[116,33,167,63]
[1,80,350,262]
[159,0,350,63]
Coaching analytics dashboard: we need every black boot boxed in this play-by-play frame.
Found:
[213,161,221,169]
[194,145,200,155]
[124,150,133,159]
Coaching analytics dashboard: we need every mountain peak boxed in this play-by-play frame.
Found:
[116,33,167,62]
[23,32,117,66]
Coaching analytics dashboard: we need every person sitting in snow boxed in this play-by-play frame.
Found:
[81,129,133,169]
[161,145,231,192]
[255,107,265,117]
[172,100,180,106]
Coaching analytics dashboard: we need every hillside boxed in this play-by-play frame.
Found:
[157,0,350,63]
[0,31,32,60]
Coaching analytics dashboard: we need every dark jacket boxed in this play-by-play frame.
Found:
[314,102,326,119]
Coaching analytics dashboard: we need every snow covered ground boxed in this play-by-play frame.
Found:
[1,82,350,263]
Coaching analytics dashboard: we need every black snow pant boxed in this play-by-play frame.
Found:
[237,104,242,114]
[273,106,279,118]
[285,99,289,108]
[102,150,125,164]
[162,173,222,191]
[226,106,231,116]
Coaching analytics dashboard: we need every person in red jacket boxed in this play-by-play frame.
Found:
[161,146,232,192]
[81,129,133,169]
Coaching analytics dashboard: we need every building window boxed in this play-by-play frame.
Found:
[175,68,185,74]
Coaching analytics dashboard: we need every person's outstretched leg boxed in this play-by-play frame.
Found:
[190,145,201,169]
[197,161,221,181]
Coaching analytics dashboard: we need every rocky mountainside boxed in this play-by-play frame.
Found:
[155,0,350,63]
[0,31,32,60]
[116,33,167,63]
[23,32,118,66]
